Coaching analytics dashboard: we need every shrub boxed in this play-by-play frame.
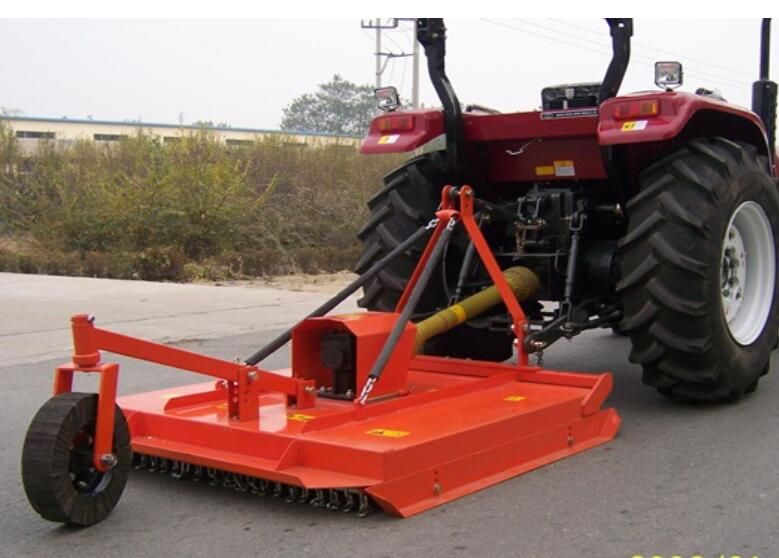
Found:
[0,124,403,281]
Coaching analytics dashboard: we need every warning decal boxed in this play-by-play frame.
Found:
[620,120,648,132]
[366,428,410,438]
[535,165,555,176]
[288,413,316,422]
[378,134,400,145]
[504,395,527,402]
[553,160,576,177]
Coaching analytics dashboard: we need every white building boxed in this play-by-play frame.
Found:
[0,116,360,154]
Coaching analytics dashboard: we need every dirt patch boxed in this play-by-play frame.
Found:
[221,271,359,294]
[0,235,35,252]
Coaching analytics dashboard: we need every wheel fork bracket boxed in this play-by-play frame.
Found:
[54,314,317,472]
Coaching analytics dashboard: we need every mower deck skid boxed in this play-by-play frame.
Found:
[121,355,618,517]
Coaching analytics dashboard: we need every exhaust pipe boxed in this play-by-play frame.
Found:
[415,266,539,351]
[752,18,776,163]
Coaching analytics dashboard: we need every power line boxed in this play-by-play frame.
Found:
[482,19,745,91]
[510,19,748,88]
[382,28,407,52]
[549,18,755,79]
[484,18,612,58]
[399,56,409,102]
[516,20,749,87]
[388,56,396,85]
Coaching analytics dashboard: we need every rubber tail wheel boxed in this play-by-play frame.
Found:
[22,392,132,526]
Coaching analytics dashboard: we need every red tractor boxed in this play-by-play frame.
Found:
[357,18,779,402]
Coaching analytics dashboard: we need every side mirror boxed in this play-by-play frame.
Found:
[375,87,401,112]
[655,61,683,90]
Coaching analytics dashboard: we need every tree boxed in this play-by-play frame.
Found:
[280,75,376,136]
[1,107,25,117]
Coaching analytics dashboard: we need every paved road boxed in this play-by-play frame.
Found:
[1,273,777,558]
[0,272,355,366]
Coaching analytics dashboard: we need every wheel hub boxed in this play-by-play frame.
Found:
[720,201,775,345]
[69,424,111,494]
[720,226,746,322]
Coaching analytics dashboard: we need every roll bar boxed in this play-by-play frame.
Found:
[598,19,633,104]
[416,18,463,179]
[416,18,634,178]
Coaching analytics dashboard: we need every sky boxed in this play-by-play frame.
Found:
[0,18,775,130]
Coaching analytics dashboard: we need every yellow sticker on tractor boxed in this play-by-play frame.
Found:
[535,165,555,176]
[378,134,400,145]
[621,120,648,132]
[553,160,576,177]
[366,428,410,438]
[287,413,316,422]
[504,395,526,402]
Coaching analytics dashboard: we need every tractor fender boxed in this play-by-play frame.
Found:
[360,109,444,155]
[598,91,771,160]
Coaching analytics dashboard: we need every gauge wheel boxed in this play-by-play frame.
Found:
[22,392,132,525]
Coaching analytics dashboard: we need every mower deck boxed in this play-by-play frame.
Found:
[121,356,619,517]
[24,186,620,525]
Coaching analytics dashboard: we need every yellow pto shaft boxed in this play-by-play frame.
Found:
[414,266,540,352]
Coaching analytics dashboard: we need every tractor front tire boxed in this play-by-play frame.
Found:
[355,152,513,362]
[619,138,779,402]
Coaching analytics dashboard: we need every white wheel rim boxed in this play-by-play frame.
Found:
[720,201,775,345]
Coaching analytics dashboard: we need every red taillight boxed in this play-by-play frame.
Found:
[377,114,415,132]
[613,100,660,120]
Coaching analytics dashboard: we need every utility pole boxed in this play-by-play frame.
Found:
[362,19,399,90]
[361,18,420,108]
[375,19,382,89]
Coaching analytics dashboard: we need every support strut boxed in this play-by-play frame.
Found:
[359,216,457,403]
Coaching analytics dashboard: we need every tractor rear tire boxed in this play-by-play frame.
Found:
[355,152,513,362]
[22,392,132,525]
[618,138,779,402]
